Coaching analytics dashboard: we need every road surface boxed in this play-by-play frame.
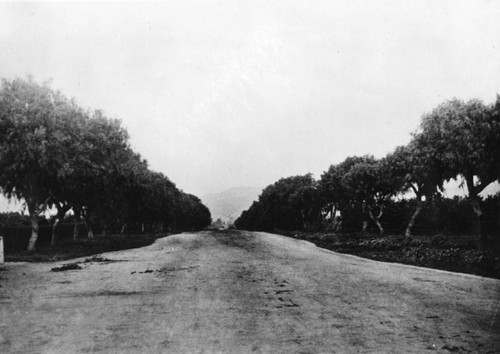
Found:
[1,230,499,353]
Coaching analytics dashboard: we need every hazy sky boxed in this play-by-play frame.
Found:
[1,0,500,201]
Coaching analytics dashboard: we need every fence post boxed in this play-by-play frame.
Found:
[0,236,4,263]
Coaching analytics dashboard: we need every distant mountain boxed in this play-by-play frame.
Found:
[201,187,262,223]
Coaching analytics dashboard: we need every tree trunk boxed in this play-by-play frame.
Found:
[375,219,384,235]
[73,209,81,241]
[429,194,439,228]
[300,209,310,231]
[329,205,337,230]
[27,212,39,252]
[405,197,423,238]
[368,207,384,235]
[333,218,342,232]
[51,218,61,247]
[25,197,50,251]
[498,196,500,242]
[361,201,369,234]
[101,221,107,236]
[465,175,487,250]
[73,221,79,241]
[80,210,94,239]
[469,196,486,249]
[87,225,94,239]
[81,217,93,239]
[51,204,70,247]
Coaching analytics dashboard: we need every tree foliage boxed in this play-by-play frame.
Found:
[416,98,500,247]
[0,77,83,249]
[235,174,321,231]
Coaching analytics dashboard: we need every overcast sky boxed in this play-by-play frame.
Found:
[1,0,500,205]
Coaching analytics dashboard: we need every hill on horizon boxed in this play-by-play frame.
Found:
[201,187,262,224]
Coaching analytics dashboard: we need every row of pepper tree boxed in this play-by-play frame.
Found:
[236,96,500,250]
[0,77,211,251]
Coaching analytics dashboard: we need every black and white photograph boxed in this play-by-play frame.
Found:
[0,0,499,352]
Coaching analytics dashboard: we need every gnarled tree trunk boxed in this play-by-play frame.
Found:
[51,218,61,246]
[26,197,49,251]
[469,195,488,250]
[405,196,423,238]
[465,175,489,250]
[27,212,39,252]
[368,205,384,235]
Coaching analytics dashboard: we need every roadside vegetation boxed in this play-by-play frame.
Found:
[235,95,500,278]
[282,231,500,279]
[0,77,211,254]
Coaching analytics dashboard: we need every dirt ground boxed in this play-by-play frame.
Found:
[1,230,499,353]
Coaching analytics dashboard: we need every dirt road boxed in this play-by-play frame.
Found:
[1,230,499,353]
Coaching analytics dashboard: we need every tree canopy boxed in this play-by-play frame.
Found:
[415,98,500,246]
[235,174,321,232]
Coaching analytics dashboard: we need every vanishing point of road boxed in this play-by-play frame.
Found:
[1,231,499,353]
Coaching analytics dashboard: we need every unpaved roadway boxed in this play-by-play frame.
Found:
[1,231,499,353]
